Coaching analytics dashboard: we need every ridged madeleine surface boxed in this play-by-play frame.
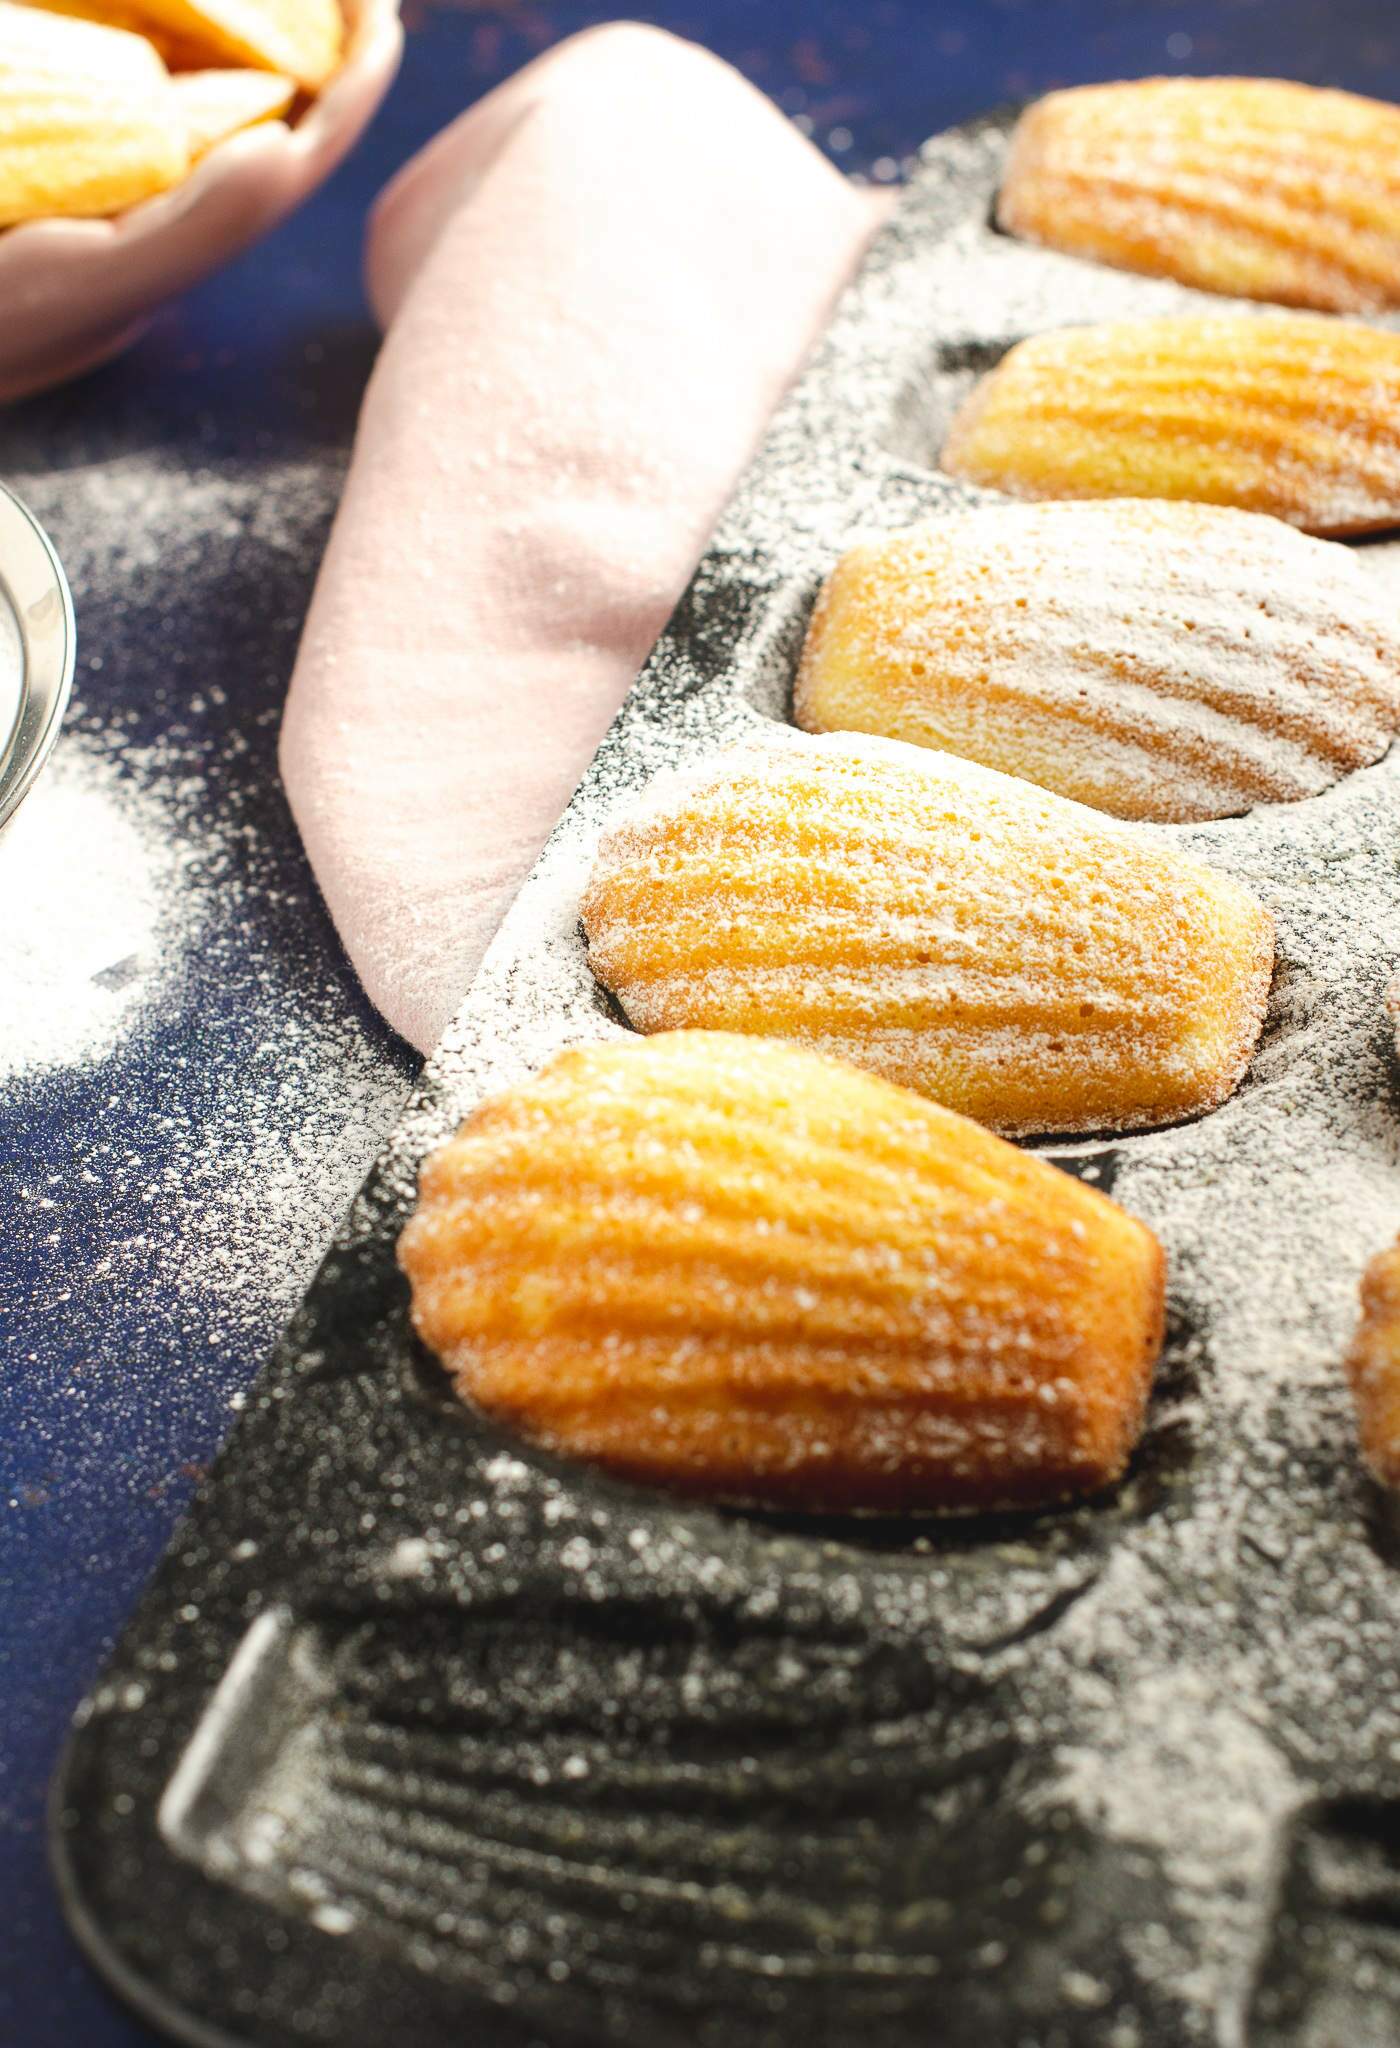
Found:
[1346,1239,1400,1486]
[795,501,1400,823]
[581,734,1274,1137]
[399,1032,1167,1512]
[0,2,185,226]
[941,314,1400,537]
[999,78,1400,315]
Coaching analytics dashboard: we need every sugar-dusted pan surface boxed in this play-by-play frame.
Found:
[53,110,1400,2048]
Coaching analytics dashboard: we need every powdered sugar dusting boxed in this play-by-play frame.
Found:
[402,1027,1164,1512]
[0,735,175,1077]
[1054,1654,1297,2022]
[2,441,413,1441]
[997,79,1400,317]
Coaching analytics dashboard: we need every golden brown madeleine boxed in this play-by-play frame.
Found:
[173,68,294,158]
[0,2,186,226]
[941,314,1400,537]
[1346,1239,1400,1485]
[25,0,344,89]
[399,1031,1167,1512]
[149,0,342,88]
[581,733,1275,1137]
[16,0,212,71]
[998,78,1400,315]
[795,501,1400,823]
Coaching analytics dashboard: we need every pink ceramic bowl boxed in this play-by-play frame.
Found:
[0,0,402,404]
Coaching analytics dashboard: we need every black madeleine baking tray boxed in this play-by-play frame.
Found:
[53,111,1400,2048]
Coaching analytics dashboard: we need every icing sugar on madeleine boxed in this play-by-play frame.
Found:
[399,1031,1167,1513]
[998,78,1400,315]
[796,500,1400,823]
[941,314,1400,537]
[581,731,1275,1137]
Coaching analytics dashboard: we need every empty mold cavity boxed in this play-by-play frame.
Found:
[157,1592,1088,2048]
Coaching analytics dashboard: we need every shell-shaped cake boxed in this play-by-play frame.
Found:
[795,500,1400,823]
[941,314,1400,537]
[29,0,344,90]
[0,3,186,227]
[1346,1238,1400,1487]
[581,733,1275,1137]
[998,78,1400,315]
[399,1031,1167,1512]
[174,70,296,161]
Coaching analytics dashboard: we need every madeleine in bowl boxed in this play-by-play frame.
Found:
[0,0,401,401]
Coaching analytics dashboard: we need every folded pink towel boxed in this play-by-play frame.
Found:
[279,22,891,1053]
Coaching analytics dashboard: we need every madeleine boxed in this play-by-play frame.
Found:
[582,733,1275,1137]
[942,314,1400,537]
[999,78,1400,314]
[796,501,1400,822]
[400,1032,1167,1512]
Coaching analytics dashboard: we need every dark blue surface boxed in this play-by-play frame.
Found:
[5,4,1400,2043]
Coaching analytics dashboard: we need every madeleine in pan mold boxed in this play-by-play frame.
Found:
[1347,1238,1400,1487]
[581,732,1275,1138]
[399,1032,1167,1513]
[998,77,1400,316]
[796,500,1400,823]
[941,314,1400,538]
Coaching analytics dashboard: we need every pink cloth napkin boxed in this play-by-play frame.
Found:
[279,22,891,1053]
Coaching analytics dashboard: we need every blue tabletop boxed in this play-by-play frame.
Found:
[5,4,1400,2043]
